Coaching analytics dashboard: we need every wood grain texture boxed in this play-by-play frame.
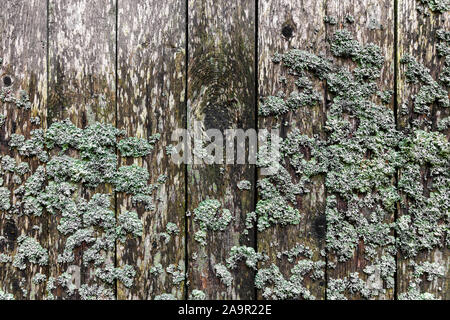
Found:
[325,0,395,300]
[187,0,256,299]
[48,0,116,298]
[397,0,449,300]
[116,0,186,300]
[257,0,327,300]
[0,0,47,300]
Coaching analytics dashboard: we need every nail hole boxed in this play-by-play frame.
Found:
[3,76,12,87]
[282,25,294,38]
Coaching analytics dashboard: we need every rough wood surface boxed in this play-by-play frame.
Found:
[0,0,449,301]
[47,0,116,298]
[397,0,449,300]
[325,0,395,300]
[257,0,328,300]
[0,0,47,300]
[186,0,256,299]
[116,0,186,300]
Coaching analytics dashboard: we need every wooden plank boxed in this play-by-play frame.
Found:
[187,0,256,299]
[397,0,449,300]
[256,0,328,300]
[116,0,186,300]
[47,0,116,299]
[325,0,396,300]
[0,0,47,300]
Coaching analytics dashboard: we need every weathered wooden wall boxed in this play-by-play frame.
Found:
[257,0,327,300]
[48,0,117,299]
[0,0,47,299]
[186,0,256,299]
[116,0,186,300]
[397,0,449,300]
[0,0,448,300]
[325,0,396,300]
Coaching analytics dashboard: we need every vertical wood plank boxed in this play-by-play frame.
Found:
[48,0,116,298]
[187,0,256,299]
[257,0,327,300]
[397,0,449,300]
[325,0,396,300]
[117,0,186,300]
[0,0,47,299]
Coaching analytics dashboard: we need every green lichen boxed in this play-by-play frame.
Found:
[255,261,324,300]
[95,264,136,288]
[32,273,46,284]
[277,243,313,263]
[256,26,449,299]
[214,263,233,287]
[9,129,48,162]
[1,155,16,172]
[226,246,266,270]
[166,264,185,285]
[0,187,11,211]
[189,289,206,300]
[118,137,155,157]
[117,211,143,242]
[0,289,14,300]
[154,293,176,300]
[113,165,149,194]
[398,283,437,300]
[12,236,48,270]
[79,284,115,300]
[0,253,12,263]
[193,199,232,245]
[237,180,251,190]
[45,277,56,300]
[0,114,6,127]
[57,272,77,296]
[0,115,161,297]
[0,89,31,110]
[418,0,449,13]
[323,16,337,25]
[150,263,163,276]
[345,14,355,24]
[166,222,180,235]
[400,54,449,115]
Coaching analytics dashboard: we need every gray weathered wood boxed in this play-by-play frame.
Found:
[325,0,395,300]
[187,0,256,299]
[0,0,47,300]
[116,0,186,300]
[257,0,328,300]
[48,0,116,298]
[397,0,449,300]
